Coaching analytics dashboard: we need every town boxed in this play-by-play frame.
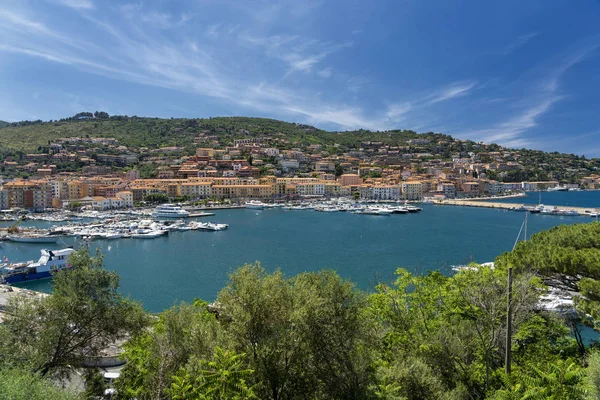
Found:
[0,119,599,212]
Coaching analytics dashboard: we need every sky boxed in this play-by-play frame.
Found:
[1,1,600,156]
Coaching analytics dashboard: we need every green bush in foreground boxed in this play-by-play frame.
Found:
[0,367,78,400]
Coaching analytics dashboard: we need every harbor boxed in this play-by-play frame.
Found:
[0,192,594,311]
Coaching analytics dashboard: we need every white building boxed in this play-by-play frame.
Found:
[116,191,134,208]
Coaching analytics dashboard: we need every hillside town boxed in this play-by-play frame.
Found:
[1,132,599,211]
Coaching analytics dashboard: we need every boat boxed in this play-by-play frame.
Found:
[8,234,59,243]
[359,207,392,216]
[131,229,168,239]
[0,248,76,284]
[244,201,265,210]
[195,222,229,231]
[152,204,190,218]
[101,232,123,240]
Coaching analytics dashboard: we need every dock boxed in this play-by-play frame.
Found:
[434,199,598,214]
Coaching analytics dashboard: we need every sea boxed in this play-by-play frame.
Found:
[1,191,599,313]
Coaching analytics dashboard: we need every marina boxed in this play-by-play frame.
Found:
[0,190,595,311]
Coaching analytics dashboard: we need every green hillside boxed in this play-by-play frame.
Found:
[0,115,433,153]
[0,121,8,128]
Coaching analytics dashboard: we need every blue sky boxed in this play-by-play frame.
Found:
[1,0,600,156]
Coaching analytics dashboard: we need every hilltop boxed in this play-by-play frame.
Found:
[0,114,436,152]
[0,113,598,184]
[0,120,8,128]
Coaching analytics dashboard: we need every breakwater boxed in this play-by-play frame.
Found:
[435,199,598,213]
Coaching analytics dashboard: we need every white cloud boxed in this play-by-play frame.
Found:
[462,44,599,148]
[47,0,94,9]
[317,67,333,79]
[499,32,539,56]
[427,81,478,104]
[385,103,411,120]
[140,12,172,29]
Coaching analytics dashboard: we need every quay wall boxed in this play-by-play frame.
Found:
[434,200,598,213]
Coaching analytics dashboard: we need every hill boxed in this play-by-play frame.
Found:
[0,120,8,128]
[0,114,439,152]
[0,113,597,183]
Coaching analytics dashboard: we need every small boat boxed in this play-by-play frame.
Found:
[1,248,76,284]
[8,234,59,244]
[131,230,168,239]
[245,201,265,210]
[195,222,229,231]
[101,232,123,240]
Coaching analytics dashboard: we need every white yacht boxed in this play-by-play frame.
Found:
[152,204,190,218]
[244,201,265,210]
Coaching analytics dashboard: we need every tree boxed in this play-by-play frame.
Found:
[216,264,306,400]
[0,367,78,400]
[0,249,147,379]
[169,347,256,400]
[116,300,223,400]
[495,222,600,328]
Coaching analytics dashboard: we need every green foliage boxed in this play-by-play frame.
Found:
[169,347,256,400]
[586,351,600,399]
[144,193,169,203]
[496,222,600,325]
[82,367,107,399]
[0,367,78,400]
[116,301,223,399]
[0,248,147,378]
[216,263,379,399]
[493,360,586,400]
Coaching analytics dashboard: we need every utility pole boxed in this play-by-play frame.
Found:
[505,266,513,374]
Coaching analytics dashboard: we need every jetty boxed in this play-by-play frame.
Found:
[434,199,598,214]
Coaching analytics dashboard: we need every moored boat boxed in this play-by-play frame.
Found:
[244,201,265,210]
[152,204,190,218]
[8,234,59,244]
[0,248,76,284]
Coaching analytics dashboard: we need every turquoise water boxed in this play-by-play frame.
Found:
[490,190,600,208]
[1,193,597,312]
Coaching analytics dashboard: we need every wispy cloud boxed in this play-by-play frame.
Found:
[47,0,94,9]
[317,67,333,79]
[463,43,599,148]
[499,32,539,56]
[426,81,478,104]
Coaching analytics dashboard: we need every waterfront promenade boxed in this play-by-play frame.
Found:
[435,199,598,213]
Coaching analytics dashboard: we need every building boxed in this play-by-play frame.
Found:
[314,161,335,173]
[295,182,325,197]
[401,181,423,200]
[438,182,456,199]
[116,191,134,208]
[180,182,212,199]
[0,189,8,210]
[211,185,273,200]
[338,174,363,186]
[280,160,300,171]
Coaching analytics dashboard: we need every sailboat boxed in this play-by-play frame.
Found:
[526,191,543,213]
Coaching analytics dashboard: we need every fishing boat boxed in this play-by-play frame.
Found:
[0,248,76,284]
[152,204,190,218]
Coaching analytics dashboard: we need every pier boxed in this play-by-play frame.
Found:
[434,199,598,214]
